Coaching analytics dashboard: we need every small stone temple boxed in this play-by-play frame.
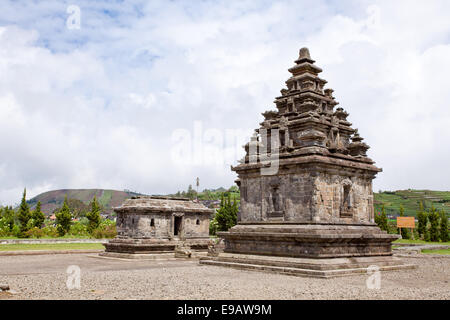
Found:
[102,196,213,258]
[200,48,415,277]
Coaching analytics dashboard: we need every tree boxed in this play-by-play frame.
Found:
[55,196,72,236]
[375,204,388,232]
[66,198,89,219]
[398,205,410,239]
[0,206,15,231]
[428,205,440,242]
[214,193,226,232]
[86,196,101,234]
[31,201,45,228]
[186,184,197,200]
[230,195,239,226]
[381,205,389,232]
[17,188,31,237]
[439,210,449,242]
[424,228,431,242]
[417,202,427,238]
[215,193,238,232]
[203,189,213,200]
[209,217,218,236]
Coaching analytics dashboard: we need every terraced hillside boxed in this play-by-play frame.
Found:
[374,190,450,217]
[27,189,143,215]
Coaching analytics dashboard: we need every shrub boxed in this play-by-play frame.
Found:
[17,189,31,237]
[428,206,440,242]
[55,196,72,236]
[25,227,45,238]
[439,210,449,242]
[375,205,388,232]
[0,207,16,233]
[387,220,398,234]
[31,201,45,228]
[26,219,35,231]
[89,219,117,239]
[0,218,13,237]
[399,205,411,239]
[41,225,59,238]
[215,193,238,232]
[86,196,101,234]
[92,224,117,239]
[68,222,89,237]
[209,218,219,236]
[417,202,427,239]
[12,225,21,237]
[79,217,89,226]
[424,229,431,242]
[99,218,116,228]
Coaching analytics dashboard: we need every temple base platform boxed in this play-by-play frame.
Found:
[100,237,211,259]
[199,223,416,278]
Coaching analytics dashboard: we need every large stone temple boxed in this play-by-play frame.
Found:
[102,196,213,259]
[200,48,415,277]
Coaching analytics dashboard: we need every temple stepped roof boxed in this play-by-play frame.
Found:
[236,47,380,169]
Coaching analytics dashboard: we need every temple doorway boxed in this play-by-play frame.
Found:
[174,216,182,236]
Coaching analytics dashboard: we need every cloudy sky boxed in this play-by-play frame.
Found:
[0,0,449,205]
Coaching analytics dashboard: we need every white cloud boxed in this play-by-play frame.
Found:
[0,0,449,205]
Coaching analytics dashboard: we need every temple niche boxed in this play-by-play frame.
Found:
[201,48,415,277]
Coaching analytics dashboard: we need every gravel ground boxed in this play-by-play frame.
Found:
[0,253,448,300]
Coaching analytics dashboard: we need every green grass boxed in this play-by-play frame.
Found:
[98,190,113,208]
[393,239,450,245]
[374,189,450,217]
[421,248,450,255]
[0,235,93,240]
[0,243,104,251]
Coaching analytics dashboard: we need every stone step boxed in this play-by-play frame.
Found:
[212,255,406,271]
[222,232,398,241]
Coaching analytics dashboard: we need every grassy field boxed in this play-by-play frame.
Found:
[0,243,104,251]
[421,248,450,255]
[393,239,450,245]
[0,235,93,240]
[374,189,450,217]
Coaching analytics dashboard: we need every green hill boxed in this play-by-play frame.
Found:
[374,189,450,217]
[27,189,143,216]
